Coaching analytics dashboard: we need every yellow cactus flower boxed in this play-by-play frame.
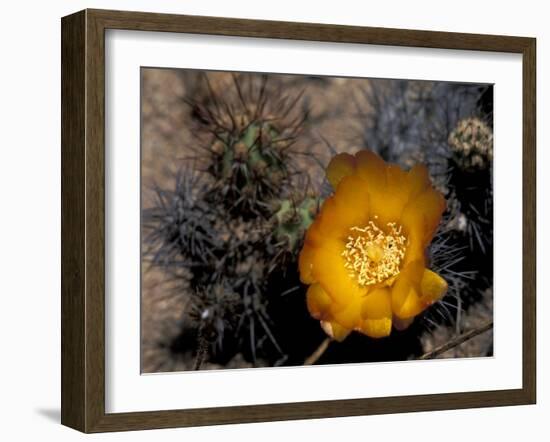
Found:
[299,150,447,341]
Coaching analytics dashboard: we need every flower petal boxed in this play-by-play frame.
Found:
[306,283,332,320]
[355,150,387,184]
[393,287,424,320]
[304,219,324,246]
[330,293,365,330]
[298,243,317,284]
[402,235,426,267]
[311,238,365,305]
[407,164,431,200]
[355,151,388,221]
[333,174,370,228]
[391,260,425,319]
[376,163,411,225]
[359,287,392,338]
[321,320,351,342]
[308,197,354,243]
[400,187,445,246]
[326,153,356,189]
[393,316,415,331]
[419,269,448,305]
[304,199,342,246]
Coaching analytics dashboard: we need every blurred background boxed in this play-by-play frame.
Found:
[140,68,494,373]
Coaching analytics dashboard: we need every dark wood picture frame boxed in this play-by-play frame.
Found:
[61,8,536,433]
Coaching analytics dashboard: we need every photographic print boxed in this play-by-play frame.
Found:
[140,68,494,373]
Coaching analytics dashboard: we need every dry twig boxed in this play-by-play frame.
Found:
[419,320,493,360]
[304,337,332,365]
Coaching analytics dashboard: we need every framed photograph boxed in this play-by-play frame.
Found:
[61,9,536,433]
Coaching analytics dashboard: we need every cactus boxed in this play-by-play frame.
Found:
[272,196,317,250]
[144,72,318,368]
[143,171,217,272]
[446,117,493,257]
[186,73,307,218]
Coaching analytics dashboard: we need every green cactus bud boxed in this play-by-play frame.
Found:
[273,197,318,250]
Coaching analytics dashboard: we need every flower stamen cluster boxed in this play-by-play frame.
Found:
[342,221,406,286]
